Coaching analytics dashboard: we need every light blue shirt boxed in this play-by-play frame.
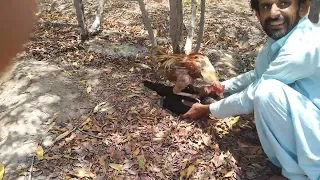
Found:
[209,17,320,118]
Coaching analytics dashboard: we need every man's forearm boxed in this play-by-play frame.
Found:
[222,70,256,95]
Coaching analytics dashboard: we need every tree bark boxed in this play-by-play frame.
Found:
[73,0,88,41]
[184,0,197,55]
[137,0,157,49]
[308,0,320,23]
[89,0,106,33]
[195,0,205,53]
[169,0,183,54]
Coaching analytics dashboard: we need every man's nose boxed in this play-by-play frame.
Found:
[270,3,280,19]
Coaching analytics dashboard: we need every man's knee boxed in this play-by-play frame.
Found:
[254,79,286,106]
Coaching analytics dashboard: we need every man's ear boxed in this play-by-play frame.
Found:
[299,2,309,17]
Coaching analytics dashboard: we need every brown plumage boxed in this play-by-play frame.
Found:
[153,48,224,101]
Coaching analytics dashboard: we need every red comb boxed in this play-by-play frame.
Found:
[212,83,224,94]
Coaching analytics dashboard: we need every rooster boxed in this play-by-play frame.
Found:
[153,47,224,102]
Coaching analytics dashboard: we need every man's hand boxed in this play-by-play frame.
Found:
[182,100,211,119]
[0,0,37,73]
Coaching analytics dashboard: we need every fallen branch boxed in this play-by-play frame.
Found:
[77,128,104,139]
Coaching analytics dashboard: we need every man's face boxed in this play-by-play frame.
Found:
[256,0,306,40]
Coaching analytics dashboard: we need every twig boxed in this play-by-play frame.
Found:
[76,128,104,139]
[28,156,35,180]
[44,110,95,154]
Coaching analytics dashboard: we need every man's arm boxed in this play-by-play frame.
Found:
[210,39,319,119]
[222,70,256,95]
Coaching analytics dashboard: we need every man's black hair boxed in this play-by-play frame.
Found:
[250,0,307,12]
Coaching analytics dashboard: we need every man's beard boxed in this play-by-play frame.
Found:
[263,12,300,40]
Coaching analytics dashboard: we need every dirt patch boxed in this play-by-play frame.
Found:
[0,57,96,179]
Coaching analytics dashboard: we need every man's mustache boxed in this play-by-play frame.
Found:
[265,15,286,25]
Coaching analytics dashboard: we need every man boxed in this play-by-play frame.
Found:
[0,0,36,73]
[183,0,320,179]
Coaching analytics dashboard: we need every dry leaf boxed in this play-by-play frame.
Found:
[129,67,134,72]
[186,165,195,178]
[227,116,240,128]
[123,160,134,170]
[72,62,78,67]
[137,155,146,170]
[80,117,92,127]
[224,170,234,177]
[212,154,224,167]
[211,143,220,155]
[74,168,95,178]
[65,133,76,143]
[86,85,92,94]
[27,73,33,80]
[202,134,211,146]
[103,138,110,145]
[109,163,122,171]
[44,155,63,160]
[36,145,44,161]
[182,161,188,169]
[99,156,107,173]
[127,169,137,175]
[55,130,72,142]
[137,63,151,69]
[127,94,140,98]
[149,164,160,172]
[0,163,4,180]
[132,147,140,156]
[93,104,100,113]
[47,111,59,125]
[64,174,71,180]
[46,121,56,132]
[139,175,151,180]
[80,80,87,85]
[63,155,77,160]
[106,116,117,121]
[88,54,94,61]
[180,169,187,179]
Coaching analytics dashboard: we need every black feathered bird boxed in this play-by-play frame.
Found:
[143,80,218,115]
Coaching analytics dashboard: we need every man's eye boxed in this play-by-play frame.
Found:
[279,2,290,8]
[261,4,270,9]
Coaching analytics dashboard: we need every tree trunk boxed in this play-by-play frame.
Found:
[195,0,205,53]
[308,0,320,23]
[89,0,105,33]
[137,0,157,49]
[169,0,183,54]
[184,0,197,55]
[73,0,88,41]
